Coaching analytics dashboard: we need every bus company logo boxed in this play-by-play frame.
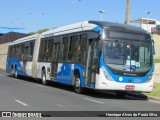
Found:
[123,73,137,76]
[2,112,11,117]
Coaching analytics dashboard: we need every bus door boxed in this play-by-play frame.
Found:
[86,39,99,87]
[51,43,60,77]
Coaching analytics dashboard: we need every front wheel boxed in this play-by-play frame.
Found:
[42,70,48,85]
[74,75,84,94]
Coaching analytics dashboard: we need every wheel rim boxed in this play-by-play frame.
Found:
[12,69,14,75]
[42,74,46,84]
[15,70,17,78]
[75,78,80,88]
[11,69,15,77]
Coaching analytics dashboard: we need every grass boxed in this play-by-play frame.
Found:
[143,83,160,97]
[154,59,160,63]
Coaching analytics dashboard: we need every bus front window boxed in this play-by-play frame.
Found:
[103,41,152,73]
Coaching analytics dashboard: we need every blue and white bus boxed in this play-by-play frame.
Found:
[6,21,154,95]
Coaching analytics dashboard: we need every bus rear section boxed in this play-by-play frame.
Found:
[6,34,38,78]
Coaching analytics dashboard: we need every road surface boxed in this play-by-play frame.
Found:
[0,69,159,120]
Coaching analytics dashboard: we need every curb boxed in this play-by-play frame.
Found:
[127,92,147,99]
[128,92,160,102]
[148,96,160,102]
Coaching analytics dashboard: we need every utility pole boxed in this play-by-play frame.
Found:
[125,0,130,24]
[99,10,105,21]
[146,11,151,32]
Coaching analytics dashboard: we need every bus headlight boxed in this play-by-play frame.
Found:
[102,67,114,81]
[145,73,153,83]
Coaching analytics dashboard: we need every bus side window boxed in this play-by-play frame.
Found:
[12,46,16,58]
[8,46,12,58]
[62,37,69,62]
[24,45,29,62]
[16,45,20,60]
[43,40,48,61]
[27,42,35,61]
[20,44,25,61]
[38,40,44,62]
[78,34,87,63]
[68,35,78,62]
[47,39,53,62]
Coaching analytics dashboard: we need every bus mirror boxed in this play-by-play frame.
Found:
[98,41,103,50]
[152,39,155,55]
[97,30,101,39]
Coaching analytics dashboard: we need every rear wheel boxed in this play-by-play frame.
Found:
[74,74,84,94]
[11,68,15,78]
[14,68,19,79]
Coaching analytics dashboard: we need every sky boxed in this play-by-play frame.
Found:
[0,0,160,33]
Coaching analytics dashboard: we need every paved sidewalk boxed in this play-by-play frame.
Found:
[154,74,160,83]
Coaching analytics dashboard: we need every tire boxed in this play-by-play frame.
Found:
[11,68,15,78]
[42,70,48,85]
[74,74,84,94]
[14,69,19,79]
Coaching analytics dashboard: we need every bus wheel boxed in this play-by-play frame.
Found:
[74,74,84,94]
[42,70,48,85]
[15,69,19,79]
[11,68,15,78]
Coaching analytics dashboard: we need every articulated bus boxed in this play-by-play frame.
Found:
[6,21,154,95]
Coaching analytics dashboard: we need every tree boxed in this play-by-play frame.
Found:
[37,28,49,34]
[28,32,36,35]
[28,28,49,35]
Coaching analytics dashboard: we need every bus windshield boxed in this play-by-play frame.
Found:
[103,40,152,73]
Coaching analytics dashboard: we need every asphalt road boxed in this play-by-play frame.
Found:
[0,69,160,120]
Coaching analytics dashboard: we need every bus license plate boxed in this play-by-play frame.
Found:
[125,85,135,90]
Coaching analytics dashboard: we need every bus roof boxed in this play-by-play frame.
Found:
[41,21,97,38]
[9,34,38,46]
[41,21,149,38]
[89,21,149,34]
[9,21,149,46]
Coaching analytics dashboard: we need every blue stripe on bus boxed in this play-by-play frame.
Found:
[92,26,103,35]
[6,58,28,76]
[54,63,86,87]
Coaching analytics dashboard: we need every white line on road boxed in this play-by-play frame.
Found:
[15,100,28,107]
[57,104,64,107]
[83,98,105,104]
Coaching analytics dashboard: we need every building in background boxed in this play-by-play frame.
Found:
[131,18,160,33]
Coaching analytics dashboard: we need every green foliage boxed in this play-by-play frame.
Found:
[28,32,36,35]
[37,29,49,34]
[28,28,49,35]
[154,59,160,63]
[143,83,160,97]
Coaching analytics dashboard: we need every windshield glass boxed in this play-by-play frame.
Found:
[103,40,152,73]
